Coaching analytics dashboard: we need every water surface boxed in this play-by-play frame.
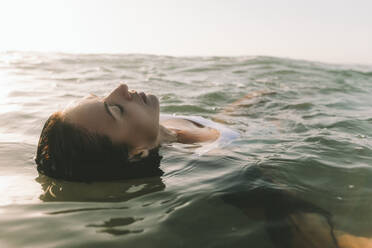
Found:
[1,52,372,247]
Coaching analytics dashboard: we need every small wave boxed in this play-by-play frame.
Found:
[327,69,372,78]
[198,91,229,103]
[162,104,215,114]
[48,206,129,215]
[282,102,314,111]
[314,119,372,135]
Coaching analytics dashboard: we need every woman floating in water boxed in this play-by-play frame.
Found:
[35,83,235,181]
[35,83,372,248]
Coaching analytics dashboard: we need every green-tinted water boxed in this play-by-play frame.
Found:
[1,52,372,247]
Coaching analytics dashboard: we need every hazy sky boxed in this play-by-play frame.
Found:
[0,0,371,64]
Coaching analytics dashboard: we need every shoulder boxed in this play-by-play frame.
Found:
[160,116,220,144]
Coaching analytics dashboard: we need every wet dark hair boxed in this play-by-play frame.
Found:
[35,112,163,182]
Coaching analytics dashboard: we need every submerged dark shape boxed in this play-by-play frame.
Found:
[35,112,163,182]
[222,187,339,248]
[220,164,340,248]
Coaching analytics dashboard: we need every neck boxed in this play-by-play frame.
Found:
[157,124,178,144]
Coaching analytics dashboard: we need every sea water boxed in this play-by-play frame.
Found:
[0,51,372,247]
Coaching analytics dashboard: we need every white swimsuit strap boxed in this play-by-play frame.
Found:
[160,114,240,155]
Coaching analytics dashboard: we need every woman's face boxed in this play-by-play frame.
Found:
[63,84,160,151]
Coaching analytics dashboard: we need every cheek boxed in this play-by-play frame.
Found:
[133,120,157,139]
[131,109,155,129]
[128,118,158,144]
[125,105,159,144]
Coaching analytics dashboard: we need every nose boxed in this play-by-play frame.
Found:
[105,83,132,101]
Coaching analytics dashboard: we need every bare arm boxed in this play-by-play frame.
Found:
[221,90,275,114]
[212,90,275,123]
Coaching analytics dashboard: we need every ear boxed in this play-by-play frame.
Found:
[128,147,150,161]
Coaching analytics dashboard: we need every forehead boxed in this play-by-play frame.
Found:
[63,96,114,134]
[63,95,97,111]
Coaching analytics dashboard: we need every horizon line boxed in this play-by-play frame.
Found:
[1,49,371,67]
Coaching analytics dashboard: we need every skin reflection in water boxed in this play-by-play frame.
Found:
[35,174,165,202]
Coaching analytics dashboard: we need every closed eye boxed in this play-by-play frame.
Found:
[111,104,124,115]
[104,102,124,120]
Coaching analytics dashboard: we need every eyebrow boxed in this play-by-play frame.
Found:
[104,102,115,121]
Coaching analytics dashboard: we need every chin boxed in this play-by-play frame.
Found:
[148,94,160,108]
